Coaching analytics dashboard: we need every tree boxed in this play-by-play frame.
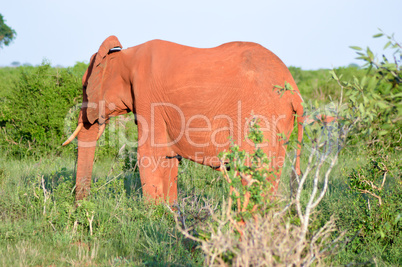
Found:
[11,61,20,67]
[0,14,16,48]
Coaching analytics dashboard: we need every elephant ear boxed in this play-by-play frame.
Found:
[85,36,123,124]
[93,35,122,67]
[78,53,96,124]
[82,53,96,88]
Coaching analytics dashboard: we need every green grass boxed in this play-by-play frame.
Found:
[0,155,226,266]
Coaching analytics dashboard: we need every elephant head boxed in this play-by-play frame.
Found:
[63,36,127,201]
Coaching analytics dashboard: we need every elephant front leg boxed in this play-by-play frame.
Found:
[137,153,179,205]
[76,122,98,201]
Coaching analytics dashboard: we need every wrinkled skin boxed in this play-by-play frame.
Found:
[67,36,304,204]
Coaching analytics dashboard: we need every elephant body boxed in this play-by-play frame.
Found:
[65,36,303,203]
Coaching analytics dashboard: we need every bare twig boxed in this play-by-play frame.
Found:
[86,211,94,236]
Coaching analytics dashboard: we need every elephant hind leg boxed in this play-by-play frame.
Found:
[138,155,179,205]
[162,158,179,204]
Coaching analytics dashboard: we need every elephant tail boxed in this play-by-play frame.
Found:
[293,91,304,176]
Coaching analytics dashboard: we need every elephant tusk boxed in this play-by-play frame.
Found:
[97,123,106,140]
[62,123,83,146]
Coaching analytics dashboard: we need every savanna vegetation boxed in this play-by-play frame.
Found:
[0,33,401,266]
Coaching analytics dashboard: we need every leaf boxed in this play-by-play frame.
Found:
[356,56,369,61]
[382,83,392,95]
[350,46,363,51]
[314,100,319,109]
[378,130,389,136]
[329,70,338,80]
[367,64,373,74]
[376,101,389,109]
[382,123,391,130]
[367,47,374,61]
[373,33,383,38]
[392,92,402,98]
[353,76,359,85]
[363,95,369,104]
[358,103,364,114]
[382,63,397,71]
[384,41,392,50]
[359,76,366,87]
[285,82,294,91]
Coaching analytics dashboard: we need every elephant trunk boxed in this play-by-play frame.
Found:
[75,122,98,201]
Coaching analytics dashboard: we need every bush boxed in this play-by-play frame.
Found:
[0,62,84,157]
[0,67,20,98]
[0,61,134,159]
[289,66,365,103]
[335,153,402,264]
[319,32,402,265]
[338,32,401,150]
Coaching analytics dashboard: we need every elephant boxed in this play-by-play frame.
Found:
[62,35,304,204]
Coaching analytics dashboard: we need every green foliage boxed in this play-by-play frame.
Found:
[347,154,402,243]
[0,67,19,98]
[0,14,16,48]
[0,62,138,159]
[342,32,402,148]
[220,117,275,218]
[314,32,402,265]
[289,66,365,103]
[274,81,294,97]
[324,152,402,265]
[0,62,82,157]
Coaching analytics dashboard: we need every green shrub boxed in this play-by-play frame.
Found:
[0,61,83,157]
[0,61,135,159]
[319,32,402,265]
[347,153,401,242]
[0,66,20,98]
[220,116,275,219]
[327,153,402,265]
[337,32,402,150]
[289,66,365,103]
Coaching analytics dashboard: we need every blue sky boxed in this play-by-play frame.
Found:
[1,0,401,70]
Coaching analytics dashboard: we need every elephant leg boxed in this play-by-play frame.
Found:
[76,122,98,201]
[162,157,179,204]
[137,152,179,205]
